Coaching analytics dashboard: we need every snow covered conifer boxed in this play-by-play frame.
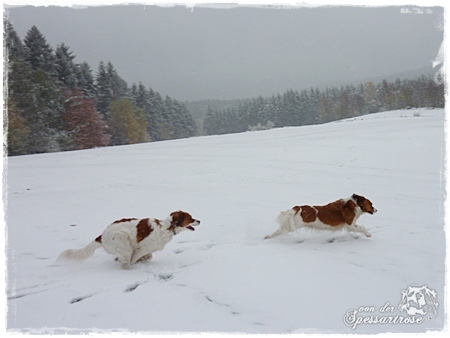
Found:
[23,25,56,75]
[55,43,78,88]
[76,61,96,98]
[95,61,128,115]
[4,19,25,61]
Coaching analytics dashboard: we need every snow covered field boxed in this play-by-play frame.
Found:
[4,108,446,334]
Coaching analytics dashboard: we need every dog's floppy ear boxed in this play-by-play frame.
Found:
[170,211,185,228]
[352,193,362,203]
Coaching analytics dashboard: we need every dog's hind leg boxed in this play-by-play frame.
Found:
[265,210,298,239]
[264,227,292,239]
[104,233,133,269]
[265,228,282,239]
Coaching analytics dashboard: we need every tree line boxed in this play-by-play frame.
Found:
[4,19,445,155]
[4,20,197,156]
[203,75,444,136]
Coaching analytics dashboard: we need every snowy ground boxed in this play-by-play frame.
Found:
[4,108,446,334]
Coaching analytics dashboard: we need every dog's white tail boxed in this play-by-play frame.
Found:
[57,240,102,263]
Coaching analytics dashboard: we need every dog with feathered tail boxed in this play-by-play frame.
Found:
[265,194,376,239]
[57,211,200,269]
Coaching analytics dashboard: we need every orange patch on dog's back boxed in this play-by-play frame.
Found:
[294,205,316,223]
[315,199,356,226]
[136,218,153,243]
[113,218,138,224]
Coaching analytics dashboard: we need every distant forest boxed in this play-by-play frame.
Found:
[201,75,444,135]
[4,21,196,156]
[4,20,445,156]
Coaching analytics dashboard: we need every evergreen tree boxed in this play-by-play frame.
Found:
[298,90,309,125]
[150,90,170,141]
[55,43,78,88]
[106,61,128,101]
[129,83,160,140]
[203,106,216,135]
[425,75,445,107]
[76,61,96,98]
[95,61,128,115]
[7,53,63,153]
[399,79,415,108]
[334,87,353,120]
[23,25,56,75]
[172,100,196,138]
[141,86,157,140]
[352,84,366,115]
[307,88,321,124]
[316,90,334,123]
[129,83,138,105]
[270,94,282,127]
[280,89,301,126]
[134,82,148,108]
[95,61,111,115]
[95,61,108,115]
[4,19,25,61]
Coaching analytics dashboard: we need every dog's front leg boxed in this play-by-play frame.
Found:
[114,255,132,269]
[116,252,132,269]
[347,224,371,237]
[131,248,153,265]
[137,253,153,263]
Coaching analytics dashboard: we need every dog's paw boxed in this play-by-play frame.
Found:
[122,262,132,270]
[137,254,152,262]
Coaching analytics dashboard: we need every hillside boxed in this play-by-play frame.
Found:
[5,108,446,334]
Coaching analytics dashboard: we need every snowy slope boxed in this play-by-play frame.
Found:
[5,108,446,334]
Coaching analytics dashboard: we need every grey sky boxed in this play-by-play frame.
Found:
[5,4,444,101]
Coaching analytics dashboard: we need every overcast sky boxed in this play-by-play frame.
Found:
[5,4,444,101]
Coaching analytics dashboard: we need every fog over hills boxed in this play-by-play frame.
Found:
[6,4,444,101]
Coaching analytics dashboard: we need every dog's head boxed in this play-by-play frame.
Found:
[352,193,377,214]
[169,211,200,234]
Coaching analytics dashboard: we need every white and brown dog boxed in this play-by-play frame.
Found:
[57,211,200,269]
[265,194,376,239]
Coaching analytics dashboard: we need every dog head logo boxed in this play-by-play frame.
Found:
[398,285,438,316]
